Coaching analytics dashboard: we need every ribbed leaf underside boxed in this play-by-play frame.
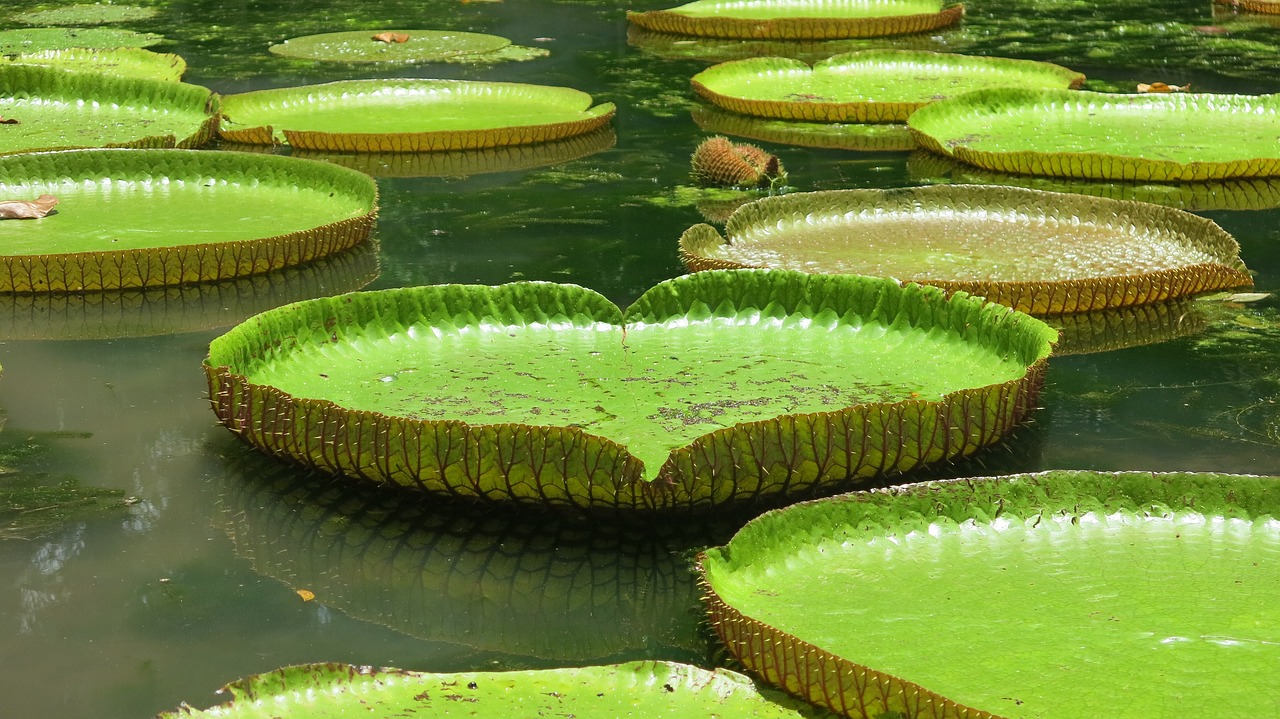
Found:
[268,29,510,62]
[219,79,616,152]
[700,471,1280,719]
[162,661,831,718]
[679,187,1252,314]
[1224,0,1280,13]
[0,64,216,154]
[909,89,1280,181]
[0,48,186,82]
[692,51,1083,123]
[627,1,965,39]
[205,271,1054,511]
[693,104,916,151]
[0,149,377,292]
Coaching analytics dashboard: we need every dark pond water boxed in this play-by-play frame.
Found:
[3,0,1280,716]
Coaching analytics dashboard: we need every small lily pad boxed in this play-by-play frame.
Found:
[1,47,186,82]
[268,29,521,63]
[627,0,965,40]
[0,149,377,292]
[0,26,164,53]
[910,88,1280,181]
[692,51,1084,123]
[205,270,1055,511]
[13,4,159,26]
[219,79,616,152]
[700,471,1280,719]
[0,65,215,154]
[680,186,1253,314]
[161,661,833,718]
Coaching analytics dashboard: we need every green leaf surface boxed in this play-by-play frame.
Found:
[0,149,377,292]
[692,51,1083,123]
[680,186,1252,314]
[628,0,965,40]
[0,65,215,154]
[268,29,510,63]
[219,79,615,152]
[206,270,1055,510]
[701,471,1280,719]
[0,47,186,82]
[0,26,164,53]
[163,661,833,718]
[909,88,1280,181]
[12,4,159,25]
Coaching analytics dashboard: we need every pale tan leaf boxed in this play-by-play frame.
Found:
[0,194,58,219]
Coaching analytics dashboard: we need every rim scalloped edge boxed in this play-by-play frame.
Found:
[692,104,917,151]
[204,272,1053,512]
[1218,0,1280,13]
[281,107,616,152]
[0,150,378,293]
[626,4,964,39]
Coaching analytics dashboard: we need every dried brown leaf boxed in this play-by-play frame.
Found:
[0,116,18,125]
[371,32,410,43]
[1137,81,1190,93]
[0,194,58,219]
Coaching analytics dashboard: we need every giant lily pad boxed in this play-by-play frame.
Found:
[205,270,1055,511]
[0,26,164,53]
[692,51,1083,123]
[679,186,1253,314]
[0,65,216,155]
[700,471,1280,719]
[0,48,187,82]
[12,5,160,25]
[268,29,545,64]
[162,661,834,718]
[909,88,1280,181]
[627,0,965,40]
[0,149,377,293]
[692,103,916,151]
[219,79,616,152]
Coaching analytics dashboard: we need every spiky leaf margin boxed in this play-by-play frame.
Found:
[205,270,1054,512]
[691,52,1084,124]
[909,89,1280,181]
[698,471,1280,719]
[0,149,377,293]
[219,79,616,152]
[626,4,965,40]
[679,187,1253,314]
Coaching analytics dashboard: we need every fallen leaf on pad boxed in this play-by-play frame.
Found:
[0,194,58,219]
[371,32,410,43]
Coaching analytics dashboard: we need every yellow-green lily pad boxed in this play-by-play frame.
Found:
[627,0,965,40]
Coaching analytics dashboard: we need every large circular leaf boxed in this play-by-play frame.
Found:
[12,5,159,25]
[161,661,833,718]
[692,51,1083,123]
[909,88,1280,181]
[0,65,215,154]
[0,26,164,53]
[627,0,965,40]
[0,149,377,292]
[205,270,1055,511]
[700,471,1280,719]
[219,79,616,152]
[268,29,510,62]
[692,103,916,152]
[680,186,1252,314]
[0,47,186,82]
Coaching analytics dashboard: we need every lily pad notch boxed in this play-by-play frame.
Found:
[205,270,1056,511]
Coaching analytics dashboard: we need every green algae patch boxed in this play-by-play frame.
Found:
[910,88,1280,181]
[701,471,1280,719]
[628,0,965,40]
[0,47,186,82]
[0,149,377,292]
[205,270,1054,511]
[692,51,1083,123]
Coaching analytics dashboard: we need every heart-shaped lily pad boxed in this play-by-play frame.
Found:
[627,0,965,40]
[910,88,1280,181]
[0,47,186,82]
[0,149,377,292]
[268,29,546,64]
[700,471,1280,719]
[692,103,916,152]
[0,64,215,155]
[219,79,615,152]
[205,270,1055,511]
[692,51,1084,123]
[161,661,835,718]
[680,186,1253,314]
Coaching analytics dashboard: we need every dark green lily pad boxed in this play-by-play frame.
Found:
[0,65,216,155]
[692,51,1083,123]
[680,186,1252,315]
[627,0,965,40]
[0,47,186,82]
[219,79,616,152]
[0,26,164,54]
[13,4,159,26]
[205,270,1055,511]
[692,103,915,151]
[0,149,377,292]
[909,88,1280,181]
[162,661,834,718]
[700,471,1280,719]
[268,29,529,64]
